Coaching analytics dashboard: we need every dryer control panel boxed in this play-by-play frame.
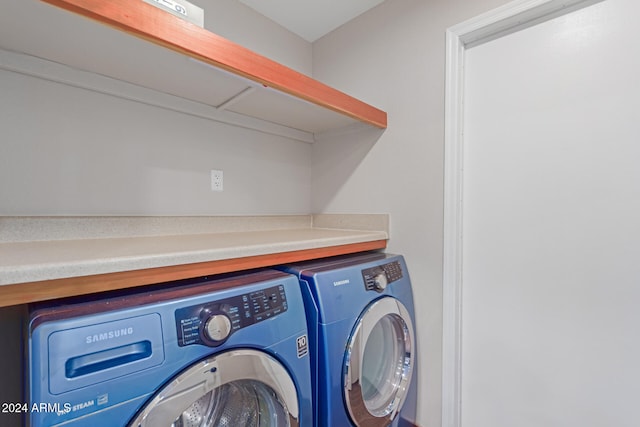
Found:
[362,261,404,292]
[175,284,288,347]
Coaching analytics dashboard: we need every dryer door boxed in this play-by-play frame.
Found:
[344,297,415,427]
[129,349,299,427]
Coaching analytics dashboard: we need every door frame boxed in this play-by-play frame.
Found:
[441,1,602,426]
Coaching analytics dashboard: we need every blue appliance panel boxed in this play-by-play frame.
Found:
[46,313,164,395]
[280,252,418,427]
[29,270,312,427]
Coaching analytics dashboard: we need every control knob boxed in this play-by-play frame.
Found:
[203,314,232,343]
[373,273,388,291]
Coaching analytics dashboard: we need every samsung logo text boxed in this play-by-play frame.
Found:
[86,327,134,344]
[333,279,350,287]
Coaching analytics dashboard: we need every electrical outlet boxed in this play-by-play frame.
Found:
[211,169,223,192]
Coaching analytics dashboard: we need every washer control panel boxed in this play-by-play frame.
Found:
[362,261,404,292]
[175,284,288,347]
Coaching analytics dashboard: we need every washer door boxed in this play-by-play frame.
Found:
[344,297,415,427]
[129,349,299,427]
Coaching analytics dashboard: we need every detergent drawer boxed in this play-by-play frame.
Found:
[43,313,165,394]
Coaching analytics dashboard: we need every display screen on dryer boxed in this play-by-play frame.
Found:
[175,284,288,347]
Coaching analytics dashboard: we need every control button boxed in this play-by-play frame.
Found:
[383,261,403,282]
[203,314,232,342]
[373,273,388,291]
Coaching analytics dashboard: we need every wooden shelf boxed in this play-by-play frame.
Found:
[0,0,386,141]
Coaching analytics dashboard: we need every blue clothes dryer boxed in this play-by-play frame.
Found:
[280,252,417,427]
[28,270,312,427]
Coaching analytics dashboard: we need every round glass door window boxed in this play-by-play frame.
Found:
[344,297,414,427]
[129,350,299,427]
[173,380,288,426]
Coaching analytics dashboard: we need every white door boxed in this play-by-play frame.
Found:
[459,0,640,426]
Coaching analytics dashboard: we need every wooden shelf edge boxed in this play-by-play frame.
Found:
[0,240,387,307]
[41,0,387,129]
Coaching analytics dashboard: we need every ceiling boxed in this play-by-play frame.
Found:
[238,0,386,42]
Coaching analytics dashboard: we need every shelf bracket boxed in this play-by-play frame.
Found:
[216,86,257,111]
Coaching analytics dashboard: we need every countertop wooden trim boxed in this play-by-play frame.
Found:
[41,0,387,129]
[0,239,386,307]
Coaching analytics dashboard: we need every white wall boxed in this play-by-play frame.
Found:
[311,0,510,425]
[0,0,313,216]
[199,0,312,75]
[0,69,311,216]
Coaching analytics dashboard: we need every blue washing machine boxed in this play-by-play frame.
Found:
[279,252,417,427]
[28,270,312,427]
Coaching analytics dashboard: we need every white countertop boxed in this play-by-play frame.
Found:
[0,215,389,286]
